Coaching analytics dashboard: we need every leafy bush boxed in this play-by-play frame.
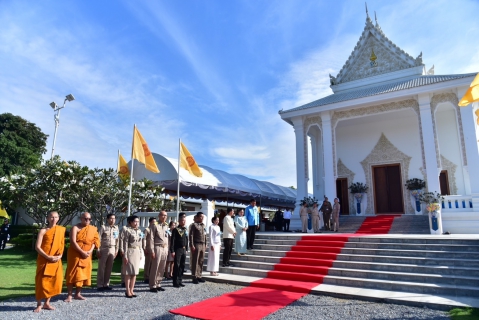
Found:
[10,233,35,248]
[405,178,426,190]
[349,182,368,193]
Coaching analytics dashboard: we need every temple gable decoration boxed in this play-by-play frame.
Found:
[332,9,423,86]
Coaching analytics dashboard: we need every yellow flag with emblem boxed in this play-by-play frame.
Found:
[117,152,130,177]
[458,73,479,107]
[0,201,9,219]
[180,142,202,177]
[132,126,160,173]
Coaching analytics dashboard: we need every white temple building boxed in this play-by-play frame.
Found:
[279,11,479,233]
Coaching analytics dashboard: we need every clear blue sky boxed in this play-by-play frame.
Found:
[0,0,478,187]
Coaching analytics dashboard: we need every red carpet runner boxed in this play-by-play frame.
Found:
[170,215,398,319]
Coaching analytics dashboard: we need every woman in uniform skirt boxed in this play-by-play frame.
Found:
[165,221,176,280]
[122,215,143,298]
[207,216,221,276]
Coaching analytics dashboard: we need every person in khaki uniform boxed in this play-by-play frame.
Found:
[118,225,128,287]
[142,217,156,284]
[123,215,143,298]
[311,203,321,233]
[96,214,119,291]
[148,211,169,292]
[300,202,309,233]
[189,212,207,284]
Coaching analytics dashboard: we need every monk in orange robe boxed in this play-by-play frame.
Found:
[34,211,65,313]
[64,212,100,302]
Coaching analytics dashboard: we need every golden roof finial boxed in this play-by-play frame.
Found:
[370,48,377,61]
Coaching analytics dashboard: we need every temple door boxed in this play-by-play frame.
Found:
[336,178,350,215]
[373,164,404,214]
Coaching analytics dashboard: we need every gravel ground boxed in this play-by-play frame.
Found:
[0,281,450,320]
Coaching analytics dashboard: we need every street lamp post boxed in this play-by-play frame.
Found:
[50,94,75,159]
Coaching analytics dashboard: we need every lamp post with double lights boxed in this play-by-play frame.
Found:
[49,94,75,159]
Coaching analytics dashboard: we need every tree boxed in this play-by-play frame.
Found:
[0,156,90,226]
[0,113,48,176]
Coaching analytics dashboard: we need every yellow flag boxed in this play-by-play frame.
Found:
[0,201,9,219]
[117,153,130,177]
[180,142,202,177]
[132,126,160,173]
[458,73,479,107]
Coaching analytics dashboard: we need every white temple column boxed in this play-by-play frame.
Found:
[458,89,479,211]
[200,199,215,229]
[321,111,336,200]
[418,94,441,193]
[292,117,308,210]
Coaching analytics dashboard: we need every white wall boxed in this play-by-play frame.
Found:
[335,109,423,185]
[435,103,466,195]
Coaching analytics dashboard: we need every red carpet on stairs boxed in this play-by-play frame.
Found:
[170,215,398,319]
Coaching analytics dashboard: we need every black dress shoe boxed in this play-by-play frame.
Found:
[198,278,205,283]
[149,288,158,293]
[222,264,228,267]
[192,278,199,284]
[104,286,113,291]
[173,283,180,288]
[125,293,133,298]
[132,294,137,297]
[157,287,165,291]
[228,263,235,267]
[97,287,105,291]
[179,283,185,287]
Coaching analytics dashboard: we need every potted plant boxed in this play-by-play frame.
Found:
[419,191,444,234]
[349,182,368,215]
[405,178,426,213]
[299,196,318,232]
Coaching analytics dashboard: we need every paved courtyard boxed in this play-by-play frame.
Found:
[0,281,450,319]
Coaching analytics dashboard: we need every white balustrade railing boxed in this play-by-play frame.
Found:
[441,195,473,211]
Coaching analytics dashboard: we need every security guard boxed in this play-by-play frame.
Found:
[0,218,10,251]
[96,214,119,291]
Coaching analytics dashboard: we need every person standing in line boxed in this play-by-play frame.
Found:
[189,212,207,284]
[332,198,341,232]
[274,209,283,231]
[245,199,259,250]
[0,218,10,250]
[311,203,321,233]
[207,216,221,276]
[234,209,248,255]
[170,214,188,288]
[118,225,128,287]
[142,217,156,284]
[96,213,119,291]
[148,211,169,293]
[64,212,100,302]
[320,196,333,231]
[34,211,65,313]
[165,221,176,280]
[222,208,236,267]
[122,215,143,298]
[283,208,292,232]
[300,202,309,233]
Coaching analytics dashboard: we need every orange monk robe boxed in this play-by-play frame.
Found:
[35,225,66,300]
[65,225,100,287]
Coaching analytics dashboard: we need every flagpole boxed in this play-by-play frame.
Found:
[176,138,181,222]
[127,125,136,216]
[117,149,120,171]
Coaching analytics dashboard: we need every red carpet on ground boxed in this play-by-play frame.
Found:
[170,215,398,319]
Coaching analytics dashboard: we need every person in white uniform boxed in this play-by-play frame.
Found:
[207,216,221,276]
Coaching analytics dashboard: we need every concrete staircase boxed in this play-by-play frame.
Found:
[188,232,479,309]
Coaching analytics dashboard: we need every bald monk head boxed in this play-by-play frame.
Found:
[46,211,60,228]
[80,212,92,227]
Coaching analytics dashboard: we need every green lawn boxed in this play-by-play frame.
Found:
[449,307,479,320]
[0,246,131,301]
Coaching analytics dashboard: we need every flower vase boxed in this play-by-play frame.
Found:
[427,202,443,235]
[354,193,363,215]
[410,190,423,214]
[307,214,313,233]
